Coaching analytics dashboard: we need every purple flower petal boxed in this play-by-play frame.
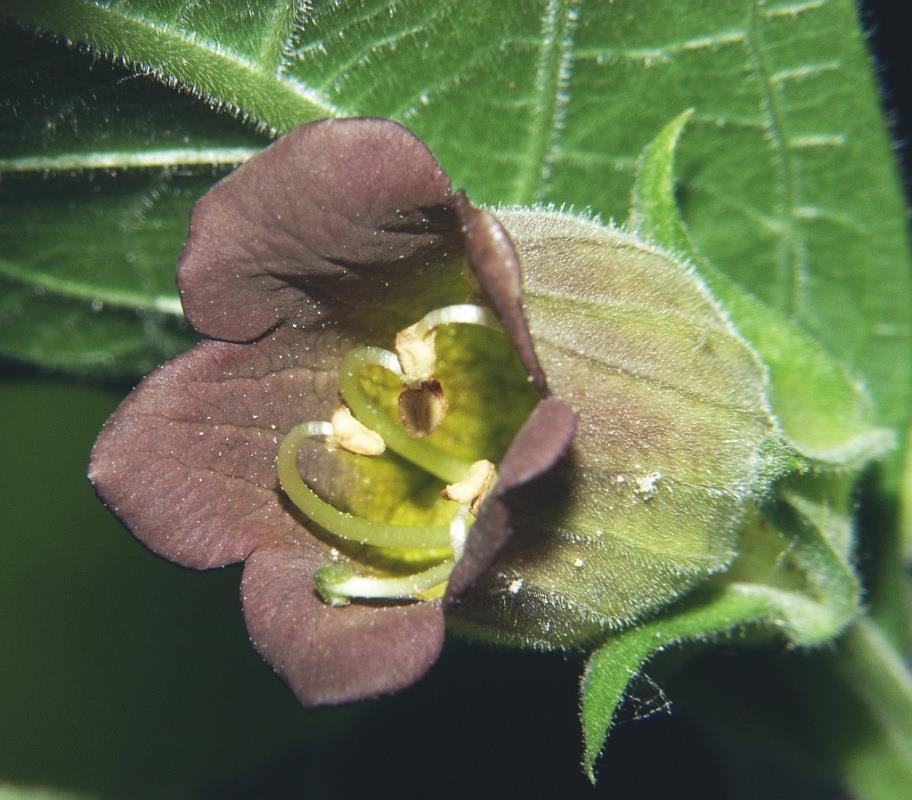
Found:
[90,117,576,705]
[178,118,459,342]
[89,326,348,568]
[242,543,445,706]
[445,397,577,603]
[455,191,548,392]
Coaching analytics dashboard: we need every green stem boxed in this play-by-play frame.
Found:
[791,615,912,800]
[277,423,453,550]
[836,618,912,795]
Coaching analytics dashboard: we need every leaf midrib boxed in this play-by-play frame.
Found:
[6,0,348,132]
[0,258,183,316]
[0,145,263,173]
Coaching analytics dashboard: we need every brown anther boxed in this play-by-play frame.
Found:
[442,459,496,515]
[330,406,385,456]
[398,380,448,438]
[395,323,437,385]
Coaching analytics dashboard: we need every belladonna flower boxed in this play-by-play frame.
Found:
[90,118,785,706]
[89,118,575,704]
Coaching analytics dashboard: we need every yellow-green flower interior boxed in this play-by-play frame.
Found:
[278,309,539,604]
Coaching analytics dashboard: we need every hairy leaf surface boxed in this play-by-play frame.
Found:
[2,1,908,415]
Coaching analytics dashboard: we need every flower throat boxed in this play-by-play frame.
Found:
[277,304,538,606]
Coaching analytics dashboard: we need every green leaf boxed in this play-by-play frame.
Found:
[629,108,697,257]
[630,110,893,469]
[582,473,863,782]
[3,0,340,132]
[0,28,268,374]
[0,160,206,375]
[727,480,860,644]
[4,1,910,423]
[562,0,911,443]
[0,30,267,172]
[580,586,774,783]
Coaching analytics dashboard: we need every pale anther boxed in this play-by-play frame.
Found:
[330,406,385,456]
[392,304,503,439]
[395,323,437,386]
[395,304,501,386]
[442,459,496,515]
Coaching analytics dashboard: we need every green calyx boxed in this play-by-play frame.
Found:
[448,209,794,647]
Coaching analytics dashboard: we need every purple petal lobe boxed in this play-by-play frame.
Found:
[179,118,456,342]
[455,191,548,392]
[89,326,353,568]
[242,543,445,706]
[445,396,577,603]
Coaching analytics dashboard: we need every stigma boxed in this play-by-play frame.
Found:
[394,304,501,437]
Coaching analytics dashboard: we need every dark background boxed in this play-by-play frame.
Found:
[862,0,912,194]
[0,1,908,797]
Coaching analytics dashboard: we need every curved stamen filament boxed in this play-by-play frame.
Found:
[339,347,472,483]
[277,423,453,550]
[338,304,503,480]
[411,303,502,335]
[449,506,470,562]
[396,304,503,388]
[315,560,454,606]
[280,305,506,606]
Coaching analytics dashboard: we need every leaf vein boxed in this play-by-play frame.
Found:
[10,0,346,132]
[313,2,456,93]
[745,0,806,315]
[0,147,262,173]
[573,29,745,64]
[514,0,578,203]
[0,258,183,317]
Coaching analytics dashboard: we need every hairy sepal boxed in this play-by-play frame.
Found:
[453,210,788,646]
